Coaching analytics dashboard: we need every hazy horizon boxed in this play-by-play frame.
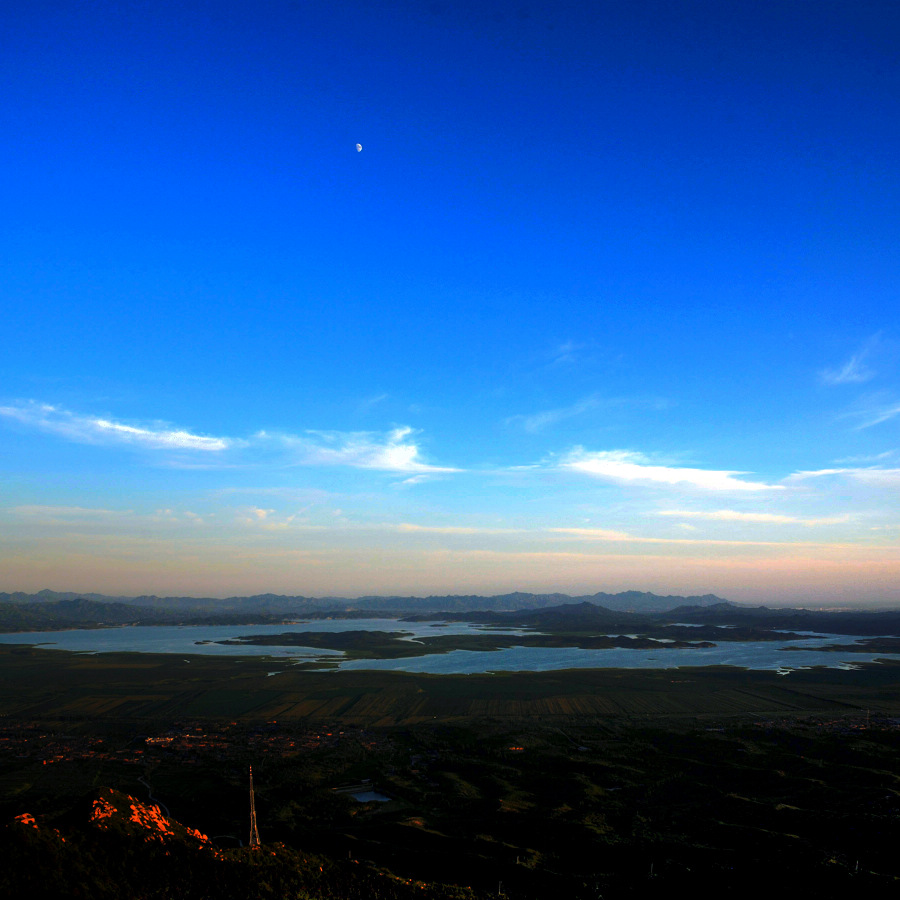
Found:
[5,583,900,612]
[2,2,898,608]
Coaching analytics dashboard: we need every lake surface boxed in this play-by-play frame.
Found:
[0,619,896,674]
[350,791,391,803]
[0,619,521,659]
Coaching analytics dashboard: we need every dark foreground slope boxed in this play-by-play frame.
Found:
[2,787,476,900]
[3,719,900,900]
[2,647,900,898]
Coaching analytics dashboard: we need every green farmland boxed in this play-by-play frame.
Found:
[3,644,900,723]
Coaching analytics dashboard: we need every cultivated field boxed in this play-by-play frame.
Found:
[3,645,900,724]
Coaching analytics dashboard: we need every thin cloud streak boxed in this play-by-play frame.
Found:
[787,466,900,486]
[505,395,601,433]
[11,505,132,518]
[0,402,229,451]
[820,333,880,385]
[10,507,862,551]
[396,524,524,535]
[393,523,865,550]
[560,449,779,492]
[505,395,666,433]
[259,426,460,474]
[657,509,850,526]
[546,527,852,548]
[0,402,460,474]
[834,451,895,463]
[853,400,900,429]
[358,392,389,412]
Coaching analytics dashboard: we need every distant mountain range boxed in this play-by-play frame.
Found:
[2,590,900,637]
[0,588,727,615]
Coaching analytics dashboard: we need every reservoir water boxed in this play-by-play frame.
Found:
[0,618,897,674]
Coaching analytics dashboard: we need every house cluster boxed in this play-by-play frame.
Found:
[0,720,386,766]
[0,724,138,765]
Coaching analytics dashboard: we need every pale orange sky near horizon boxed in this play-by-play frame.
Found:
[3,532,899,607]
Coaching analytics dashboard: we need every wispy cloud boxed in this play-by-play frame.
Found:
[546,527,634,540]
[0,402,460,475]
[834,450,895,463]
[547,340,583,367]
[545,527,851,547]
[787,466,900,486]
[559,449,779,492]
[505,395,601,433]
[821,333,881,385]
[394,474,437,486]
[257,426,460,474]
[0,402,229,451]
[396,523,523,535]
[377,522,851,547]
[850,398,900,429]
[233,507,319,530]
[506,395,666,433]
[11,504,132,519]
[213,487,332,502]
[8,504,215,528]
[657,509,849,526]
[358,392,389,412]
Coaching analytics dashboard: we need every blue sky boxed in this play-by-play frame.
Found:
[1,1,899,604]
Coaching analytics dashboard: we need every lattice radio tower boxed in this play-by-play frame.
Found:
[248,765,260,848]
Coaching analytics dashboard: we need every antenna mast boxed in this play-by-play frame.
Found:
[249,765,260,848]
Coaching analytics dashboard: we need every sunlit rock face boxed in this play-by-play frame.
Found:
[88,787,210,845]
